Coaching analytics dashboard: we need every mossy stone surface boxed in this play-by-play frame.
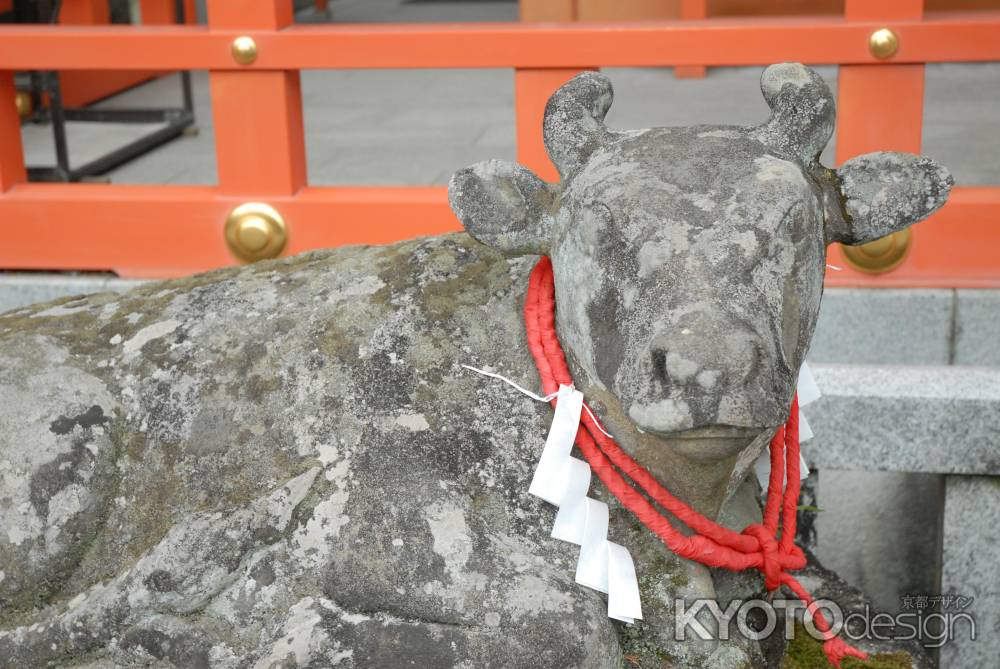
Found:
[0,235,761,667]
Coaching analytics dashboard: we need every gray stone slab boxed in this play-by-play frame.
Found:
[0,274,145,315]
[815,470,943,616]
[807,289,954,365]
[954,290,1000,366]
[802,364,1000,475]
[940,474,1000,669]
[300,69,515,185]
[21,120,172,174]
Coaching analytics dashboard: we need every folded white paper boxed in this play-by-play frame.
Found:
[797,362,816,480]
[798,411,814,443]
[529,384,643,623]
[552,494,587,544]
[797,363,821,407]
[607,542,642,624]
[575,498,610,592]
[529,385,583,505]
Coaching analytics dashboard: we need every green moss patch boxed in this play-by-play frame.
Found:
[782,624,912,669]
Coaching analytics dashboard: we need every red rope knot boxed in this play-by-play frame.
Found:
[822,635,869,668]
[741,523,782,590]
[741,524,807,591]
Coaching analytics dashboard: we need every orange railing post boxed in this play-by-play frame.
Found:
[836,0,926,159]
[0,72,26,191]
[676,0,708,78]
[828,0,927,274]
[207,0,307,196]
[517,2,583,182]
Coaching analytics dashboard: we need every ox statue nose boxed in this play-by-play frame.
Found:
[627,313,764,435]
[649,319,759,394]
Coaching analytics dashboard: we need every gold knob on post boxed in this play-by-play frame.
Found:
[868,28,899,59]
[225,202,287,262]
[14,91,33,118]
[841,229,912,274]
[231,36,258,65]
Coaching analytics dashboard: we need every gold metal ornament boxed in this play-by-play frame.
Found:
[14,91,32,118]
[224,202,287,262]
[868,28,899,59]
[231,36,258,65]
[841,229,912,274]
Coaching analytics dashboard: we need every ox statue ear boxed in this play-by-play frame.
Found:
[754,62,835,164]
[449,71,613,255]
[448,159,557,256]
[543,71,614,180]
[824,152,953,245]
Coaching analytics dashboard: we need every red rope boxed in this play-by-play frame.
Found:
[524,257,867,668]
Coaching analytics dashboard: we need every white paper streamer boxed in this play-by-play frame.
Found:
[755,362,818,489]
[530,385,643,624]
[607,542,642,624]
[529,385,584,504]
[797,363,821,406]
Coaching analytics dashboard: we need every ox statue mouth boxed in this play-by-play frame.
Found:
[639,424,770,462]
[666,425,764,440]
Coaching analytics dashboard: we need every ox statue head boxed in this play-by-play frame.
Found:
[448,63,951,515]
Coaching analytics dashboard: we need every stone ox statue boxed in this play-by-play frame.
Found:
[0,64,949,668]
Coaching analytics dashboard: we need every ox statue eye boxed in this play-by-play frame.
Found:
[575,201,617,250]
[779,203,799,229]
[775,203,810,245]
[583,201,615,227]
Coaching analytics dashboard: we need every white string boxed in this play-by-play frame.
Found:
[583,405,615,438]
[826,263,843,271]
[461,364,615,438]
[461,364,557,402]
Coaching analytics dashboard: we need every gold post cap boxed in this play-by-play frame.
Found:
[231,36,258,65]
[14,91,32,118]
[842,229,912,274]
[869,28,899,59]
[225,202,287,262]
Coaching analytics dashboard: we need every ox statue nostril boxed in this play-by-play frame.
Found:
[651,348,669,388]
[648,321,762,393]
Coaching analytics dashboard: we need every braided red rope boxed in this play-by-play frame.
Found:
[524,257,867,668]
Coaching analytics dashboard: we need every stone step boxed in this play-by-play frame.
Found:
[803,363,1000,475]
[0,273,145,314]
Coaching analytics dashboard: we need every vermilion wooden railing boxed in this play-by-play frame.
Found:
[1,0,998,285]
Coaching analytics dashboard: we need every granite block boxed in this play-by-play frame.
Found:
[808,289,953,366]
[940,475,1000,668]
[802,364,1000,475]
[954,290,1000,366]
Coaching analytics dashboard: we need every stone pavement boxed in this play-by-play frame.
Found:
[19,63,1000,188]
